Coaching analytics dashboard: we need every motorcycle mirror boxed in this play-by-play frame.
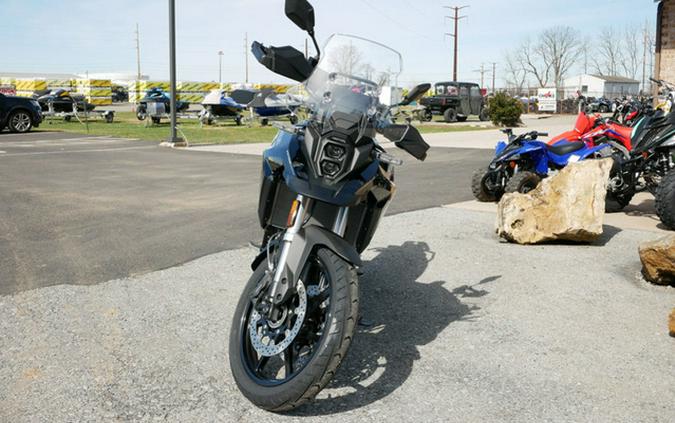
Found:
[399,83,431,106]
[285,0,315,34]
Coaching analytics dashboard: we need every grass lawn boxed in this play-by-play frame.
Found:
[39,111,491,145]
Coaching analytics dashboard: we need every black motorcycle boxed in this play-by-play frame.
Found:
[228,0,430,411]
[606,109,675,227]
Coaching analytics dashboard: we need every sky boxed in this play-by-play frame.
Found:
[0,0,658,89]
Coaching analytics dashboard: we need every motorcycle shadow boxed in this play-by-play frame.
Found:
[292,240,497,416]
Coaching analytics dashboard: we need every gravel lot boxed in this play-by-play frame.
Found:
[1,207,674,422]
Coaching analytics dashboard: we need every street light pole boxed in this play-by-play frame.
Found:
[165,0,184,145]
[218,50,224,86]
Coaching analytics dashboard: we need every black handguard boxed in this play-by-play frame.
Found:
[380,124,429,161]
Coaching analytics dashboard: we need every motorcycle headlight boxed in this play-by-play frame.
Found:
[325,144,345,159]
[321,160,340,177]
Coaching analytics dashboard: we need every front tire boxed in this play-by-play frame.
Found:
[505,171,541,194]
[443,108,457,123]
[605,189,635,213]
[229,248,358,412]
[655,169,675,229]
[8,110,33,133]
[471,167,498,202]
[479,108,490,122]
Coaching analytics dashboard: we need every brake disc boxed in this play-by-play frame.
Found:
[248,280,307,357]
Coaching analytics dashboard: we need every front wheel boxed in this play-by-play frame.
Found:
[229,248,358,412]
[479,108,490,122]
[655,169,675,229]
[505,171,541,194]
[471,167,498,202]
[605,189,635,213]
[422,109,433,122]
[443,108,457,123]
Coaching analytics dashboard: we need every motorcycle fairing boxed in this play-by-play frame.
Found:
[262,127,380,207]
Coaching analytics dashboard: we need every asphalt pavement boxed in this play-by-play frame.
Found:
[1,207,673,422]
[0,131,492,294]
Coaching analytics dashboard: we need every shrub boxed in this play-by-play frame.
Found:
[488,92,523,127]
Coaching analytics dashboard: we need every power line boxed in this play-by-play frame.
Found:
[359,0,435,42]
[443,5,469,82]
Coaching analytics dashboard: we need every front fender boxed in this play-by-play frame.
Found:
[285,225,362,284]
[251,225,362,282]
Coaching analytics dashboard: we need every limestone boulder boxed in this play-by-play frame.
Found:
[638,234,675,286]
[496,159,613,244]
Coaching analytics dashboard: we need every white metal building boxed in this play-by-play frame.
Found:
[563,74,640,98]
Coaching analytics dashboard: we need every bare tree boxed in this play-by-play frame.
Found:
[594,27,622,76]
[620,25,641,79]
[328,44,364,76]
[503,50,527,94]
[539,26,581,88]
[517,38,550,88]
[514,26,579,88]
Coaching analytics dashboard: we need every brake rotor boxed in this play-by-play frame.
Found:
[248,281,307,357]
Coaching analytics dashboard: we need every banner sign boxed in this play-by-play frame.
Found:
[537,88,557,112]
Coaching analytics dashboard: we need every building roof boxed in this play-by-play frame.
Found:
[0,71,80,79]
[590,74,640,84]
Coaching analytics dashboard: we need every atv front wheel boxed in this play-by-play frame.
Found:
[605,189,635,213]
[471,167,498,202]
[505,171,541,194]
[422,109,433,122]
[655,169,675,229]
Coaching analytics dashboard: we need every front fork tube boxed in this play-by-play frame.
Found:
[268,194,308,304]
[267,200,349,306]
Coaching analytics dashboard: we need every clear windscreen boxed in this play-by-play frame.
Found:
[305,34,402,118]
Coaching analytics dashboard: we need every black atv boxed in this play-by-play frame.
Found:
[605,109,675,229]
[419,81,489,123]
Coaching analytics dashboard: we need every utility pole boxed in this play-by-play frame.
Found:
[135,23,141,80]
[245,32,250,84]
[473,64,485,88]
[443,5,469,82]
[164,0,184,145]
[642,22,648,94]
[491,62,497,94]
[218,50,224,85]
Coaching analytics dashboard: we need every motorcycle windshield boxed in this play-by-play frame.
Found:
[305,34,402,120]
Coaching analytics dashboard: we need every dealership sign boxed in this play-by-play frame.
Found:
[0,85,16,96]
[537,88,557,112]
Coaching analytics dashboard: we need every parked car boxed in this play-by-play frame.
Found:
[420,81,489,122]
[0,93,42,133]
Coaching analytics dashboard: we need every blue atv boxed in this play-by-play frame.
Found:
[471,129,611,201]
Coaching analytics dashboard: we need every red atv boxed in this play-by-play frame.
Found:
[548,112,632,153]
